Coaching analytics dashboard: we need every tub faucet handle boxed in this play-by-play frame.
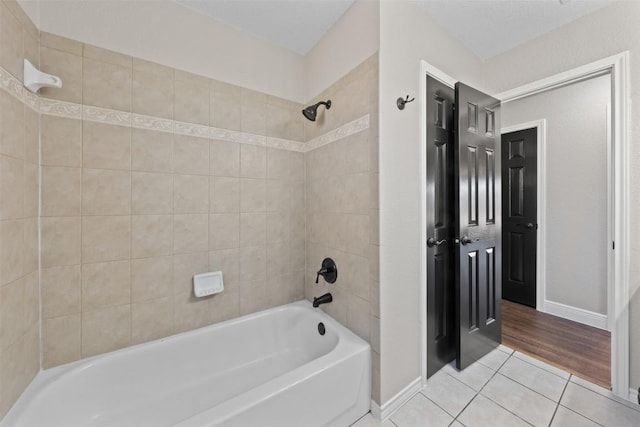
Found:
[315,258,337,284]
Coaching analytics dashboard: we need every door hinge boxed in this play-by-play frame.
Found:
[612,241,615,250]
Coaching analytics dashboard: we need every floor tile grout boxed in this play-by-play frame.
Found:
[511,351,571,381]
[448,352,535,427]
[546,374,571,427]
[570,380,640,413]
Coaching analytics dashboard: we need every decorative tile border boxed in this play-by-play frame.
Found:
[0,65,367,153]
[306,115,370,151]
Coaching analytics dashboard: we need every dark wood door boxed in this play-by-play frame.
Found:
[426,76,456,378]
[454,82,502,370]
[501,128,537,307]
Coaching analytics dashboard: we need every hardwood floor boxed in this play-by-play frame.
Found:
[501,299,611,389]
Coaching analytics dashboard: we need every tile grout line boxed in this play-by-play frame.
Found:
[546,373,571,427]
[570,378,640,413]
[511,351,571,381]
[450,352,536,427]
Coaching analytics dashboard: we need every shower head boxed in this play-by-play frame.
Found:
[302,100,331,122]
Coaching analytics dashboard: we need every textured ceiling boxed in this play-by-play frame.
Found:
[175,0,356,55]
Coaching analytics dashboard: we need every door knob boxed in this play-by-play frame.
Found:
[427,238,446,248]
[526,223,534,229]
[460,236,474,245]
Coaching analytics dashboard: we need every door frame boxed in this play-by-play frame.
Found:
[419,51,630,400]
[501,120,547,312]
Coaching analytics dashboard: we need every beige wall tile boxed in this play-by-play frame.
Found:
[267,212,289,244]
[81,304,131,357]
[131,129,173,173]
[172,252,208,295]
[173,214,208,254]
[240,89,266,135]
[82,216,130,263]
[239,279,267,315]
[40,32,83,55]
[24,108,39,165]
[240,213,266,248]
[343,172,370,214]
[131,215,172,258]
[210,140,239,177]
[347,294,370,341]
[82,169,131,215]
[208,288,240,324]
[210,176,239,213]
[1,277,25,349]
[132,69,174,119]
[83,122,131,170]
[290,151,305,182]
[240,144,266,178]
[173,292,210,333]
[174,75,209,125]
[209,213,239,251]
[265,274,291,308]
[42,314,81,369]
[174,174,209,213]
[131,172,173,214]
[239,245,266,282]
[41,265,81,319]
[173,135,209,175]
[266,148,290,180]
[289,270,305,301]
[23,271,39,328]
[346,214,370,257]
[0,155,24,220]
[240,178,266,212]
[1,93,24,160]
[132,58,173,77]
[83,58,132,111]
[39,47,82,103]
[267,242,289,278]
[266,180,289,213]
[41,217,81,267]
[23,217,38,274]
[209,248,239,291]
[267,102,291,139]
[210,80,241,131]
[82,260,131,311]
[131,256,172,302]
[84,44,132,68]
[1,335,26,414]
[0,3,24,79]
[23,163,38,217]
[132,297,173,344]
[41,115,82,167]
[41,166,81,217]
[1,220,24,285]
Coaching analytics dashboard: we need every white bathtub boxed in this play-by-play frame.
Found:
[2,300,371,427]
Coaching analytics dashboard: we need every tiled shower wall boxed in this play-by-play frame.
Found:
[38,33,307,368]
[304,54,380,403]
[0,0,41,416]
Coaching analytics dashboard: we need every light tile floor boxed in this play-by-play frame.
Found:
[352,345,640,427]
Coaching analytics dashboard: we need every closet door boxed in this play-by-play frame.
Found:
[454,82,502,370]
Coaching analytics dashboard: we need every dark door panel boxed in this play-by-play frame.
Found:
[454,82,502,370]
[426,76,456,378]
[501,128,537,307]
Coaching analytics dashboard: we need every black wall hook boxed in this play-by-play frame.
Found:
[397,95,415,110]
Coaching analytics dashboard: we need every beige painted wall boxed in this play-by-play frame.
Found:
[0,0,40,417]
[502,75,610,316]
[378,0,484,403]
[482,0,640,394]
[304,0,379,102]
[18,0,306,102]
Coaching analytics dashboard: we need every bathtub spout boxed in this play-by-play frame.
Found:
[313,293,333,308]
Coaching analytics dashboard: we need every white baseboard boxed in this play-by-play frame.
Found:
[544,300,608,331]
[371,377,422,421]
[630,387,639,405]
